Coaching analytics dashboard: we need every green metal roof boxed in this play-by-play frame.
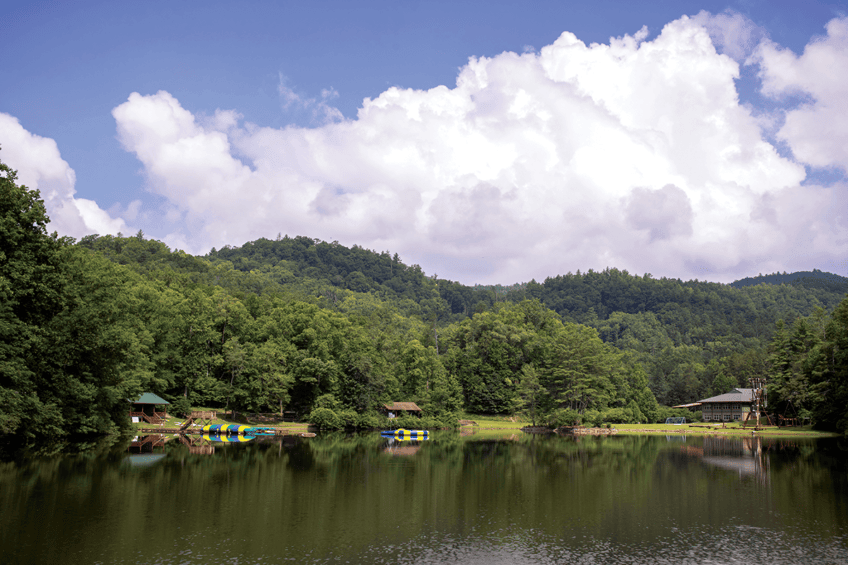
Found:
[129,392,170,405]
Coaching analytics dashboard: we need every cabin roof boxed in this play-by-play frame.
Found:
[129,392,170,405]
[697,388,754,404]
[384,402,422,412]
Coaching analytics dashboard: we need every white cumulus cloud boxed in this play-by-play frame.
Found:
[0,113,130,238]
[110,14,847,283]
[691,10,767,62]
[758,17,848,171]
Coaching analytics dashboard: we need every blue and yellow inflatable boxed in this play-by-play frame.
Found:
[202,433,254,443]
[201,424,277,436]
[381,428,429,439]
[203,424,252,435]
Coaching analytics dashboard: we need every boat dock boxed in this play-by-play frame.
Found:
[139,427,307,435]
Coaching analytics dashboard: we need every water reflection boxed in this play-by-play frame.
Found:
[127,434,166,453]
[0,432,845,564]
[677,435,771,482]
[383,435,428,456]
[125,434,168,468]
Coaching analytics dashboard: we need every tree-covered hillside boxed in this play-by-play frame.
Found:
[89,232,847,410]
[3,155,848,454]
[730,270,848,294]
[0,159,667,455]
[207,236,503,317]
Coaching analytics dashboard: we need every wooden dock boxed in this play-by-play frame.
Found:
[139,427,308,436]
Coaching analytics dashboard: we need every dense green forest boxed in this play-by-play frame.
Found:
[206,236,848,411]
[2,157,848,452]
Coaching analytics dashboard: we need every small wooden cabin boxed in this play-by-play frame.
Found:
[129,393,170,425]
[382,402,423,418]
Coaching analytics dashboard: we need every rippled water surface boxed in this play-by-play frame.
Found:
[2,432,847,564]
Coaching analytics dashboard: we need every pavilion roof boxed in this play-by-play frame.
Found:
[129,392,170,405]
[384,402,422,412]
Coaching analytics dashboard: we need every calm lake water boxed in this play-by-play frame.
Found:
[1,432,847,564]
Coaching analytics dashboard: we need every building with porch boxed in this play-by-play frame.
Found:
[696,388,755,422]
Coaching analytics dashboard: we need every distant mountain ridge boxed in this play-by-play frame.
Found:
[730,270,848,293]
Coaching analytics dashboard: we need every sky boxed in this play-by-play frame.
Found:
[2,0,848,285]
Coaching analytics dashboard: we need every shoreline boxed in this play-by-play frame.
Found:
[468,420,839,439]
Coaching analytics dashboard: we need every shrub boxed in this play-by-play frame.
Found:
[380,414,456,431]
[315,394,340,411]
[600,407,629,424]
[168,397,192,418]
[308,408,344,430]
[546,408,580,428]
[390,415,419,430]
[582,409,602,427]
[337,409,359,428]
[355,412,387,430]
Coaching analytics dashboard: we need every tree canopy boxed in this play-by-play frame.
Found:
[3,154,848,453]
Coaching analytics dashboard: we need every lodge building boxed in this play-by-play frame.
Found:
[696,388,756,422]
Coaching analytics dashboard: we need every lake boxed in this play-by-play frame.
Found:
[1,432,847,564]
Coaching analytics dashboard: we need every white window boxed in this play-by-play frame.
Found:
[733,414,740,420]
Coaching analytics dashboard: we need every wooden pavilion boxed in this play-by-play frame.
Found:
[129,392,169,425]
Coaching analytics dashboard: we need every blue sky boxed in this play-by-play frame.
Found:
[2,1,847,284]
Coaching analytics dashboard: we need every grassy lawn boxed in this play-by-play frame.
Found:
[462,416,529,430]
[474,420,528,430]
[613,422,836,438]
[459,416,837,438]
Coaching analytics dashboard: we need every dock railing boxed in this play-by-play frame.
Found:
[130,411,166,426]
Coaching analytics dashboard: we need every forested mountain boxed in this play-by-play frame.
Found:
[206,236,503,317]
[80,231,847,412]
[730,269,848,293]
[497,269,846,407]
[3,156,848,452]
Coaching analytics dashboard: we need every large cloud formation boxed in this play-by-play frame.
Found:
[758,17,848,170]
[9,13,848,283]
[0,113,131,238]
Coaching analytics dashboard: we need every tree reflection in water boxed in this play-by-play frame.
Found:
[0,433,845,564]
